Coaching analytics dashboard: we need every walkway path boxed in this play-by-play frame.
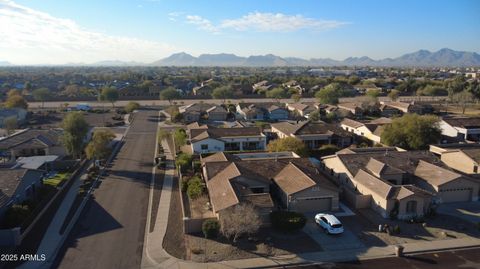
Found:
[18,162,89,269]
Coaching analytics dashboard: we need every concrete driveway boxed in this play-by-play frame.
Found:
[437,202,480,224]
[303,217,365,251]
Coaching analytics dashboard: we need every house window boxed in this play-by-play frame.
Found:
[406,200,417,213]
[201,144,208,150]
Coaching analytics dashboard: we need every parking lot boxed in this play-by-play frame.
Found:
[303,216,365,251]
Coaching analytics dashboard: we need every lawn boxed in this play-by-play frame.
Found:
[43,172,71,187]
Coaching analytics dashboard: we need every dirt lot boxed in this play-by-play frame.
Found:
[343,208,480,247]
[186,229,322,262]
[27,110,125,128]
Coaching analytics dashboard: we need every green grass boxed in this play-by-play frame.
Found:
[43,172,71,187]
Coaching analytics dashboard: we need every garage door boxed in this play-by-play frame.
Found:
[440,188,472,203]
[292,197,332,213]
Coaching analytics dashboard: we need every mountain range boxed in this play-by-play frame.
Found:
[151,48,480,67]
[1,48,479,67]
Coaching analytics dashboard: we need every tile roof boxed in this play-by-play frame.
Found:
[272,120,351,137]
[414,160,462,187]
[190,126,263,142]
[442,117,480,129]
[0,129,62,150]
[462,149,480,163]
[341,118,365,129]
[354,169,394,199]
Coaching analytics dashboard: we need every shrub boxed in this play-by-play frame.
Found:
[124,102,140,113]
[270,211,307,232]
[175,152,192,172]
[180,178,189,192]
[317,144,339,156]
[202,219,220,239]
[187,177,205,199]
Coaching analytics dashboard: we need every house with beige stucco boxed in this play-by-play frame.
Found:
[430,143,480,175]
[322,149,479,219]
[201,152,340,222]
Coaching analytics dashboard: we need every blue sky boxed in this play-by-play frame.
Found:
[1,0,479,64]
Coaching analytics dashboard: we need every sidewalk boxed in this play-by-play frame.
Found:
[18,162,90,269]
[142,138,176,268]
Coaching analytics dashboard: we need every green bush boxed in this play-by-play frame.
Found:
[175,153,192,172]
[270,211,307,232]
[202,219,220,239]
[187,177,205,199]
[180,178,189,192]
[317,144,339,156]
[125,101,140,113]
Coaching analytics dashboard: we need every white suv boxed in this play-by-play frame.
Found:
[315,213,344,234]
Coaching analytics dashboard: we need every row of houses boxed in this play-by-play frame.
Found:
[322,147,479,219]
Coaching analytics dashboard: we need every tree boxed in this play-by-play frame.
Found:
[99,87,119,107]
[186,176,205,199]
[266,87,288,101]
[291,93,301,103]
[315,84,341,105]
[61,112,90,158]
[219,203,261,242]
[4,116,17,134]
[381,114,441,150]
[451,91,473,114]
[416,85,448,96]
[388,89,400,101]
[211,86,233,103]
[175,152,192,172]
[160,87,181,104]
[366,89,381,99]
[7,89,20,97]
[466,80,480,100]
[32,88,51,108]
[202,219,220,239]
[267,137,308,157]
[125,101,140,113]
[85,129,116,161]
[445,75,466,97]
[173,128,187,149]
[308,110,320,121]
[4,95,28,109]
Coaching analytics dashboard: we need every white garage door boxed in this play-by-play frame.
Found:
[292,197,332,213]
[440,188,472,203]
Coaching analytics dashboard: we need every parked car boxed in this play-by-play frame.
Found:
[315,213,344,234]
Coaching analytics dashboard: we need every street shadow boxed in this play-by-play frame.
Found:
[404,255,437,264]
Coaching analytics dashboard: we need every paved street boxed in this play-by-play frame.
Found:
[282,248,480,269]
[54,110,159,269]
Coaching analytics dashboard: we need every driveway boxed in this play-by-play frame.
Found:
[437,202,480,224]
[303,217,365,251]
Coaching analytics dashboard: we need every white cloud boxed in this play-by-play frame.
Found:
[184,12,349,34]
[185,15,220,34]
[221,12,349,32]
[0,0,177,64]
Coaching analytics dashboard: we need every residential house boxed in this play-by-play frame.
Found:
[0,167,45,219]
[188,126,266,153]
[378,103,402,117]
[429,143,480,174]
[337,103,364,117]
[192,84,213,96]
[236,103,288,121]
[379,101,427,114]
[340,117,392,143]
[439,117,480,142]
[322,149,479,216]
[282,80,304,94]
[286,103,317,117]
[0,129,65,162]
[201,152,340,222]
[252,80,274,94]
[179,103,228,123]
[0,108,27,128]
[271,120,353,149]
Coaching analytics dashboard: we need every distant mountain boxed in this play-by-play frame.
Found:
[151,49,480,67]
[91,60,144,66]
[0,61,12,66]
